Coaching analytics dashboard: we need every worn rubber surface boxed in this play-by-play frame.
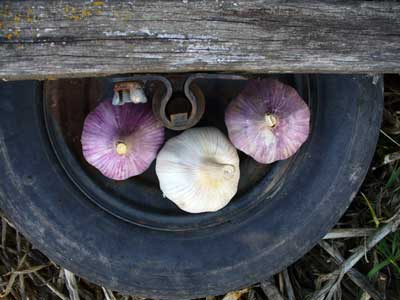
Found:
[0,75,383,299]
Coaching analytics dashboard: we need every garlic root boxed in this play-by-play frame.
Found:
[201,160,236,180]
[116,142,127,155]
[264,114,278,128]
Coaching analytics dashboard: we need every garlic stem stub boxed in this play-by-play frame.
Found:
[225,79,310,164]
[81,101,164,180]
[156,127,240,214]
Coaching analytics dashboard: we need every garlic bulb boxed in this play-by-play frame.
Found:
[225,79,310,164]
[81,101,164,180]
[156,127,240,213]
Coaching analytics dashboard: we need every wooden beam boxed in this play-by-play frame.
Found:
[0,1,399,80]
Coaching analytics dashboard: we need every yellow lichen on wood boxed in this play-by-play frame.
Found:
[64,4,95,21]
[92,1,105,7]
[26,8,34,22]
[64,5,77,15]
[70,15,81,21]
[81,9,92,17]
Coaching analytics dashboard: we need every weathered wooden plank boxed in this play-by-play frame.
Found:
[0,0,399,80]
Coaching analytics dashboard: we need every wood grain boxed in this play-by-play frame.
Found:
[0,1,399,80]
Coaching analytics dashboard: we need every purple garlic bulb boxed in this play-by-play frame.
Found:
[225,79,310,164]
[81,101,164,180]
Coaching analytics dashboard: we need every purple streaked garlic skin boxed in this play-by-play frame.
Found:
[81,101,164,180]
[225,79,310,164]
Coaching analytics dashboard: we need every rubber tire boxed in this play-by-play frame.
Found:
[0,75,383,299]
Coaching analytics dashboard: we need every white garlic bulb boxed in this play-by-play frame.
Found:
[156,127,240,213]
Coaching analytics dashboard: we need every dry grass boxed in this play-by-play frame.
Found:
[0,75,400,300]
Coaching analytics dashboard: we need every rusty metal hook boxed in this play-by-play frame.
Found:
[151,76,205,131]
[111,73,250,131]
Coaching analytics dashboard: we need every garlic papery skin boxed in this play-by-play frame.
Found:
[81,101,164,180]
[225,79,310,164]
[156,127,240,213]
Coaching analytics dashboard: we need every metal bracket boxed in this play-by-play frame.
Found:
[111,73,250,130]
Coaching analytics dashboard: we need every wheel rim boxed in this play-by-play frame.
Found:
[43,74,315,231]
